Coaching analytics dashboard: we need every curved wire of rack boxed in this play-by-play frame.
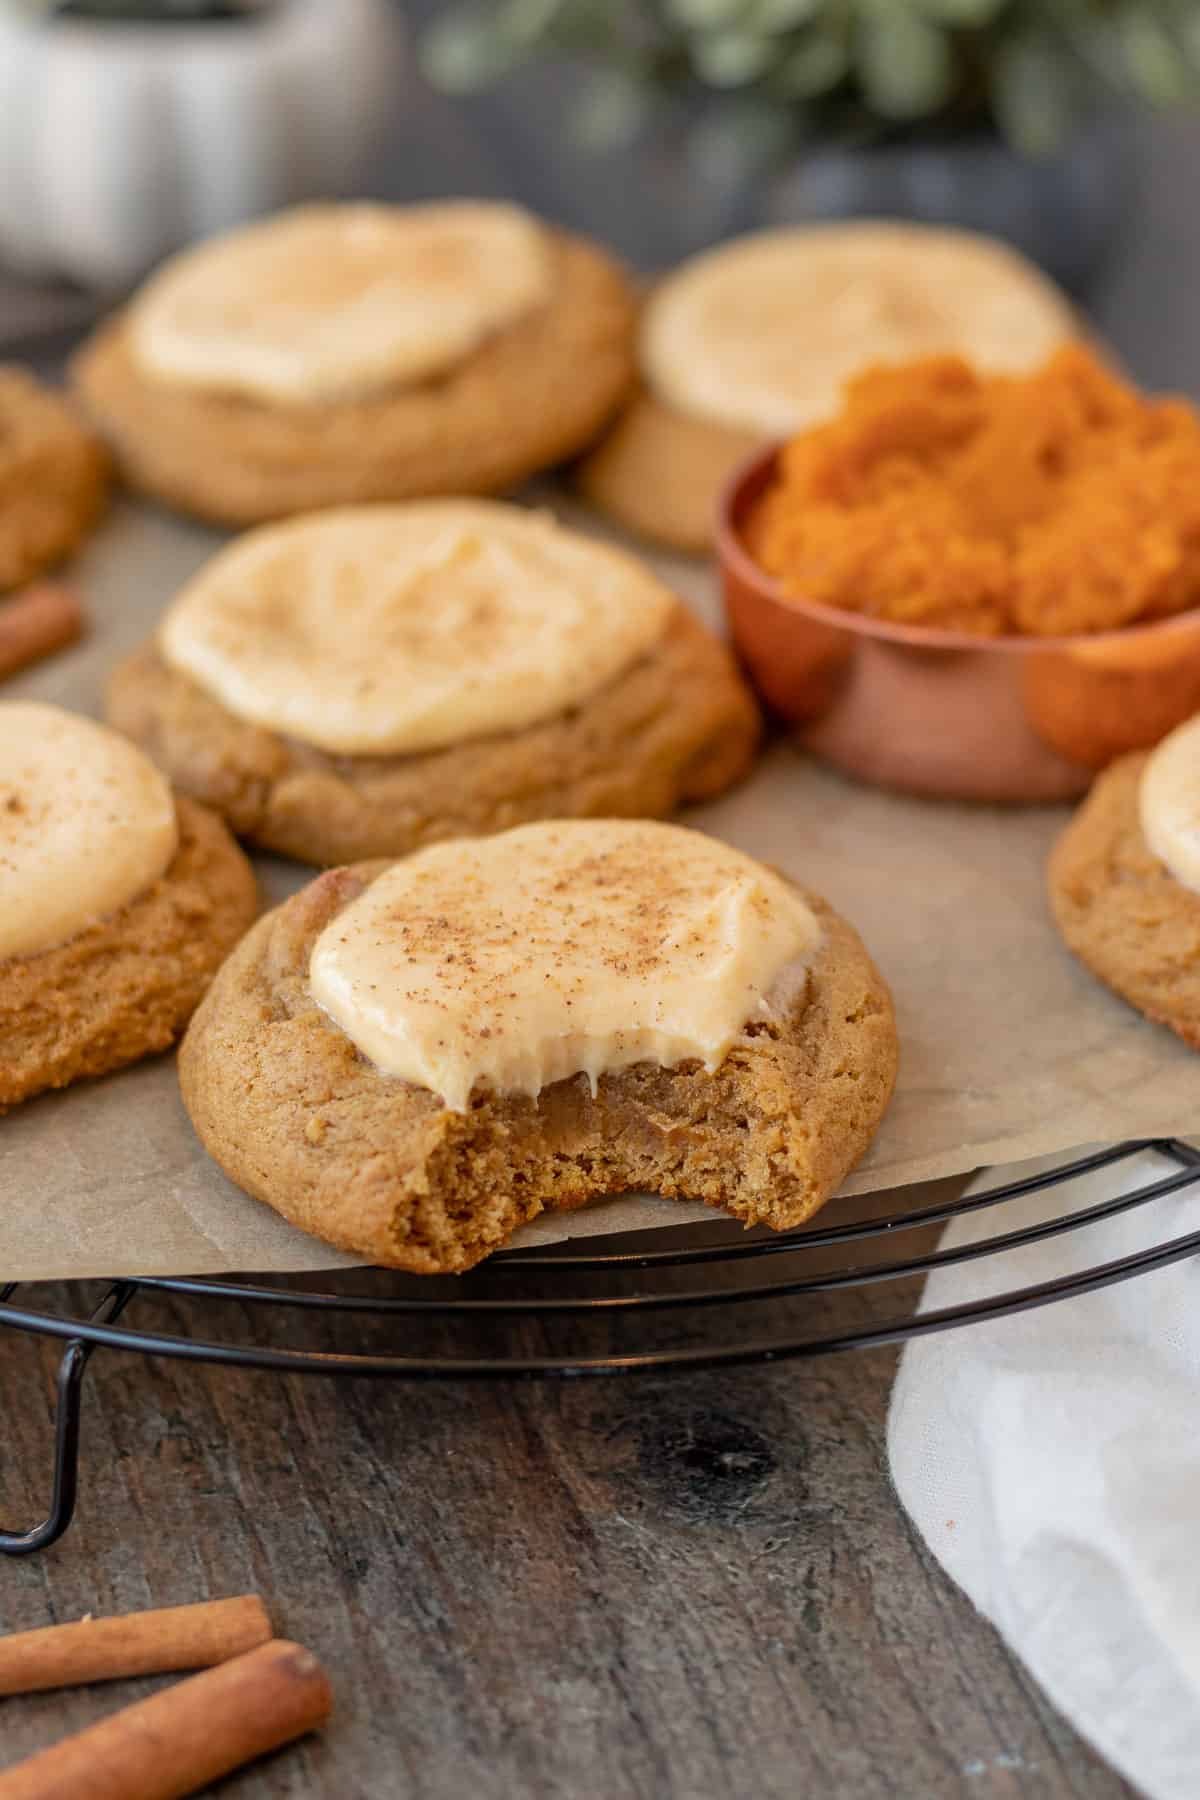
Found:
[2,1138,1199,1553]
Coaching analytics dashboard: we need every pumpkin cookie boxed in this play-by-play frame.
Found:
[179,820,898,1273]
[72,201,637,526]
[1048,714,1200,1046]
[0,367,109,590]
[578,221,1078,552]
[0,702,257,1111]
[107,500,760,866]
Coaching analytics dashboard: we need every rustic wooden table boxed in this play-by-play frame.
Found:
[3,53,1198,1797]
[0,1248,1137,1800]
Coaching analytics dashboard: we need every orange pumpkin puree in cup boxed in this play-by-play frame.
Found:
[745,345,1200,638]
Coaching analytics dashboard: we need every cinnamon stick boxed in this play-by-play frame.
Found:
[0,1595,272,1696]
[0,584,84,682]
[0,1638,332,1800]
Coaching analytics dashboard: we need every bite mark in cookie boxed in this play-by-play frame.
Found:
[179,823,898,1274]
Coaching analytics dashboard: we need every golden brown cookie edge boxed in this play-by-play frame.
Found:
[105,604,761,865]
[0,367,111,592]
[576,385,762,553]
[1048,750,1200,1049]
[71,231,638,527]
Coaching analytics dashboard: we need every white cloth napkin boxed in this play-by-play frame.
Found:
[888,1145,1200,1800]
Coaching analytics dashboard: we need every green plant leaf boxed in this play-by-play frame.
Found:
[418,0,1200,137]
[542,0,640,57]
[747,0,823,30]
[856,6,954,119]
[771,27,850,95]
[911,0,1007,25]
[989,31,1076,154]
[1117,4,1196,105]
[666,0,751,29]
[685,96,797,186]
[1180,0,1200,66]
[574,67,653,148]
[691,27,777,85]
[421,7,523,93]
[502,0,566,43]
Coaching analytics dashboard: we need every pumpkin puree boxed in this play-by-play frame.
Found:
[746,345,1200,637]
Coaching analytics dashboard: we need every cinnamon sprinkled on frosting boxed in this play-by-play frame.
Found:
[308,819,821,1110]
[0,702,177,960]
[159,501,676,756]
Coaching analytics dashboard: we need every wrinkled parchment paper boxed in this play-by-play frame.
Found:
[2,500,1198,1280]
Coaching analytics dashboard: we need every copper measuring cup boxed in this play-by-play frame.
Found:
[718,447,1200,802]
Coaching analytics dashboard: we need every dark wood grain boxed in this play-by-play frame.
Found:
[0,1178,1134,1800]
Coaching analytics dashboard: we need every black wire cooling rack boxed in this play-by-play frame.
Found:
[2,1137,1199,1554]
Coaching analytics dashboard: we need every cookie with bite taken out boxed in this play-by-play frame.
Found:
[179,819,898,1273]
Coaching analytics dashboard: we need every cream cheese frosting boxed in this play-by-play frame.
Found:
[308,819,822,1111]
[1139,713,1200,894]
[641,221,1077,437]
[158,501,677,757]
[127,201,555,406]
[0,702,178,961]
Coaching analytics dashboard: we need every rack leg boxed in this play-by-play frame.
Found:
[0,1285,134,1556]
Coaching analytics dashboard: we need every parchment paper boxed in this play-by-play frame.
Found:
[2,500,1198,1281]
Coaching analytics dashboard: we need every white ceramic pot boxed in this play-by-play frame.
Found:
[0,0,400,291]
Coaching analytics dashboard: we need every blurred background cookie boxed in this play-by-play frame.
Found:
[578,221,1078,552]
[0,368,109,592]
[0,702,257,1111]
[106,499,760,864]
[72,201,637,526]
